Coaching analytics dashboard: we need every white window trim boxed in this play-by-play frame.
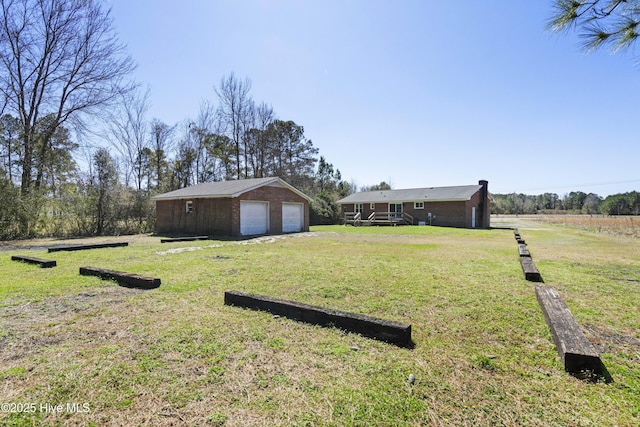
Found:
[186,200,193,213]
[354,203,363,213]
[414,201,424,209]
[370,203,375,210]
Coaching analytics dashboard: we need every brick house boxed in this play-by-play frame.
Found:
[336,180,490,229]
[152,177,312,237]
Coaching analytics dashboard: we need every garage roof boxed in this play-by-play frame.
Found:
[336,184,482,204]
[151,177,313,202]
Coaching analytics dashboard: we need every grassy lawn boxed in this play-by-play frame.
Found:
[0,223,638,426]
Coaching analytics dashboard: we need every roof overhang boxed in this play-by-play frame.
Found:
[335,184,482,205]
[336,198,470,205]
[151,177,313,202]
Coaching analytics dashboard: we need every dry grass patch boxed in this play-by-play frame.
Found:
[493,214,640,238]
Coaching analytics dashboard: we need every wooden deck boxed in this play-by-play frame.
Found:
[343,212,414,226]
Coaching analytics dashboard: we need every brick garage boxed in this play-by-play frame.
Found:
[337,180,490,229]
[152,177,312,237]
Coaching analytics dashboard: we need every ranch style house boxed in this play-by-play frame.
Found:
[152,177,312,237]
[337,180,490,229]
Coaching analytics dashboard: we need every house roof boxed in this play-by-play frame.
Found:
[151,177,313,202]
[336,184,483,204]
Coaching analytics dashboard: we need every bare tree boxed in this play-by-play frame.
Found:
[215,73,253,179]
[170,122,198,189]
[107,88,150,190]
[241,100,256,179]
[0,0,135,195]
[190,100,228,183]
[246,102,274,178]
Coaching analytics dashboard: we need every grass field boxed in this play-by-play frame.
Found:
[493,214,640,238]
[0,221,639,426]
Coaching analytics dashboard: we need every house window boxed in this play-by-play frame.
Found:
[354,203,363,213]
[414,201,424,209]
[186,200,193,213]
[389,203,403,213]
[370,203,375,210]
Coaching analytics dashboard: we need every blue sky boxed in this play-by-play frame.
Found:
[107,0,640,196]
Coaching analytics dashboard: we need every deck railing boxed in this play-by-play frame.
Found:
[403,212,414,225]
[344,211,414,226]
[344,211,362,226]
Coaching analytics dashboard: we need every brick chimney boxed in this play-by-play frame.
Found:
[478,180,490,228]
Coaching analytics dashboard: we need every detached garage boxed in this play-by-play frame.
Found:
[152,177,312,237]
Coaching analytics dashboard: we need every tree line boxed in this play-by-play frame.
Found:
[0,0,351,240]
[0,73,352,239]
[492,191,640,216]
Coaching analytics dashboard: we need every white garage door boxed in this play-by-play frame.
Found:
[240,201,268,235]
[282,203,303,233]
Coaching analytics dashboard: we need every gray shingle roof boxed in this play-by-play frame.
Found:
[151,177,312,201]
[336,184,482,204]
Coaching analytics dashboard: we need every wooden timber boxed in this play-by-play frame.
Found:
[520,256,543,282]
[80,266,160,289]
[224,290,413,347]
[518,243,531,257]
[535,285,609,379]
[11,255,56,268]
[48,242,128,253]
[160,236,210,243]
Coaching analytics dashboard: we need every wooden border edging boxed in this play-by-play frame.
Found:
[160,236,209,243]
[48,242,128,253]
[224,290,413,348]
[517,243,530,257]
[535,285,609,380]
[520,256,543,282]
[11,255,56,268]
[80,266,160,289]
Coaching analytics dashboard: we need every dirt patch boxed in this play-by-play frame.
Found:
[0,287,147,364]
[0,234,157,252]
[1,232,329,254]
[154,232,323,255]
[583,323,640,355]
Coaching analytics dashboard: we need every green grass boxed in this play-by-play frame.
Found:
[1,223,639,426]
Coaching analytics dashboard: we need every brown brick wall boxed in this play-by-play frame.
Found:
[419,201,466,227]
[155,198,233,236]
[341,199,481,228]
